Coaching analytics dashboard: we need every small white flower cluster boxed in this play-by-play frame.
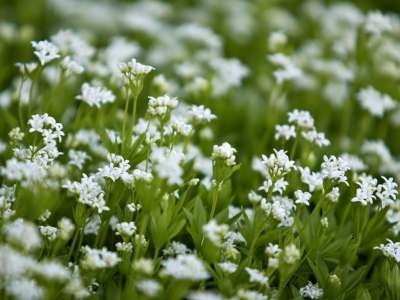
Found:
[76,82,116,108]
[321,155,350,184]
[4,218,42,251]
[210,57,249,96]
[261,195,296,227]
[357,86,396,118]
[68,149,90,170]
[276,109,330,147]
[63,174,108,214]
[294,189,312,206]
[268,53,302,84]
[352,175,398,207]
[119,58,154,83]
[261,149,295,178]
[0,244,85,299]
[0,185,15,219]
[212,142,237,167]
[115,221,137,238]
[147,95,178,117]
[375,239,400,263]
[81,246,121,270]
[31,40,60,65]
[299,281,324,299]
[2,114,64,186]
[364,11,393,36]
[265,243,281,269]
[245,267,269,286]
[189,105,217,123]
[161,254,210,281]
[98,153,132,183]
[203,220,229,247]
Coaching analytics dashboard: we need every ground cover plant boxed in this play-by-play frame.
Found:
[2,0,400,299]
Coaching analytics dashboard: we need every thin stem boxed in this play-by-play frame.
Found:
[67,228,80,262]
[132,94,138,131]
[209,184,218,219]
[122,88,131,142]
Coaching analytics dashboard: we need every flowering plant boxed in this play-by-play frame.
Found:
[1,1,400,299]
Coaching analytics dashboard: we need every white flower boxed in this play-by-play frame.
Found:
[189,105,216,123]
[163,241,191,257]
[294,190,312,206]
[261,196,295,227]
[248,191,264,204]
[76,83,116,108]
[339,154,366,172]
[188,291,223,300]
[169,117,193,136]
[63,275,89,299]
[273,178,288,194]
[4,218,42,251]
[31,40,60,65]
[51,29,94,64]
[265,243,281,256]
[84,214,101,235]
[299,281,324,299]
[236,289,267,300]
[132,169,153,183]
[81,246,120,269]
[210,57,249,96]
[326,187,340,203]
[375,239,400,263]
[28,113,64,143]
[288,109,314,129]
[302,130,330,147]
[136,279,161,297]
[161,254,210,281]
[261,149,295,177]
[218,261,238,273]
[6,278,43,300]
[268,53,302,84]
[245,267,269,286]
[377,176,398,207]
[321,155,349,184]
[39,225,58,241]
[298,167,323,192]
[63,174,109,214]
[357,86,396,117]
[212,142,237,167]
[106,129,122,145]
[115,221,137,237]
[268,257,279,269]
[68,150,89,169]
[33,261,70,281]
[364,11,393,36]
[58,218,75,240]
[116,242,133,253]
[268,31,287,50]
[203,220,229,246]
[119,58,154,82]
[151,146,184,185]
[98,153,132,183]
[61,56,84,75]
[351,174,377,206]
[126,202,142,213]
[275,124,296,141]
[283,244,300,264]
[133,258,154,274]
[147,95,178,117]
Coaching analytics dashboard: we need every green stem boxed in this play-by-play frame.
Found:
[67,228,80,262]
[122,88,131,143]
[209,185,218,219]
